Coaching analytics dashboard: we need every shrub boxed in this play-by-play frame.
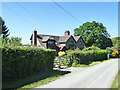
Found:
[112,50,119,57]
[82,46,100,51]
[89,50,107,61]
[55,49,108,67]
[106,47,114,54]
[64,50,94,66]
[58,51,65,57]
[74,47,81,51]
[66,50,107,66]
[2,46,56,81]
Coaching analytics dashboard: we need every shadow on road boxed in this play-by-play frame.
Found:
[2,70,71,89]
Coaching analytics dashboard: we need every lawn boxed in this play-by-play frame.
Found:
[111,70,120,88]
[2,70,71,89]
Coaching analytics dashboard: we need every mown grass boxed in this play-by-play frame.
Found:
[111,70,120,89]
[2,70,71,89]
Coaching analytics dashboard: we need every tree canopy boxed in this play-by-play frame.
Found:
[0,17,10,38]
[0,37,22,47]
[112,37,120,50]
[74,21,113,49]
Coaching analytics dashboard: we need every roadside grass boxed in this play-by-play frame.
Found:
[3,70,71,89]
[111,70,120,89]
[71,58,115,67]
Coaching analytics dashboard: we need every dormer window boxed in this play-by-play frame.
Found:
[48,41,54,45]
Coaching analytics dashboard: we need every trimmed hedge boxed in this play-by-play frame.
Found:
[2,47,56,81]
[89,50,107,61]
[67,51,94,66]
[55,50,107,67]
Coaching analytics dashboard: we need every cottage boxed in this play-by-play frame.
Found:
[30,30,85,52]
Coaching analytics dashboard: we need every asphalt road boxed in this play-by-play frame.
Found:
[36,58,119,88]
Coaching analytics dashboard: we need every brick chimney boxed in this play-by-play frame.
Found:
[65,30,70,36]
[32,30,37,46]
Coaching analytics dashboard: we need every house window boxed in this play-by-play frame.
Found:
[79,42,82,45]
[69,41,74,45]
[48,41,54,45]
[69,41,74,49]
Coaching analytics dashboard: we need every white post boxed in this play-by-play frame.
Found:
[107,54,110,59]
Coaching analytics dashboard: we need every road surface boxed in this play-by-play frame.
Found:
[36,58,119,88]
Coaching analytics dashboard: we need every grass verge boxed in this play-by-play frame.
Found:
[72,58,115,67]
[111,70,120,88]
[3,70,70,89]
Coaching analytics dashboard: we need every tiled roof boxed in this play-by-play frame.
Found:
[38,34,71,43]
[31,34,82,43]
[41,36,55,42]
[38,34,59,42]
[58,36,71,42]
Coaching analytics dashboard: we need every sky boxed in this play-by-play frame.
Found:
[1,1,118,44]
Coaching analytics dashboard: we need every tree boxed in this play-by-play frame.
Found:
[0,37,22,47]
[9,37,22,46]
[0,17,10,38]
[74,21,113,49]
[112,37,120,50]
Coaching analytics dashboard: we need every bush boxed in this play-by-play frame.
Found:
[65,50,107,66]
[89,50,107,61]
[106,47,114,54]
[112,50,119,57]
[54,49,108,67]
[82,46,100,51]
[58,51,65,57]
[2,46,56,81]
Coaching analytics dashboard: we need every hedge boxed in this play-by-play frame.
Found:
[2,47,56,81]
[54,50,107,67]
[89,50,107,61]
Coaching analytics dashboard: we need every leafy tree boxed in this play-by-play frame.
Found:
[112,37,120,50]
[0,37,22,47]
[0,17,10,38]
[9,37,22,46]
[74,21,112,49]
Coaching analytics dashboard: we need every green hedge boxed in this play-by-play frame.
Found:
[2,47,56,81]
[89,50,107,61]
[54,50,107,67]
[67,51,94,66]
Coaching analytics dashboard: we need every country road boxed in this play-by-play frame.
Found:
[36,58,119,88]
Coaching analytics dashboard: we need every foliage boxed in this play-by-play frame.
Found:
[65,49,73,55]
[89,50,107,61]
[112,37,120,50]
[112,50,119,57]
[54,56,71,66]
[9,37,22,46]
[82,46,100,51]
[2,46,56,81]
[74,47,81,51]
[58,51,65,57]
[55,50,107,67]
[106,47,114,54]
[0,37,9,47]
[0,17,10,38]
[111,70,120,88]
[0,36,22,47]
[74,21,112,49]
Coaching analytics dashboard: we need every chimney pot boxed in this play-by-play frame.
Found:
[65,30,70,36]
